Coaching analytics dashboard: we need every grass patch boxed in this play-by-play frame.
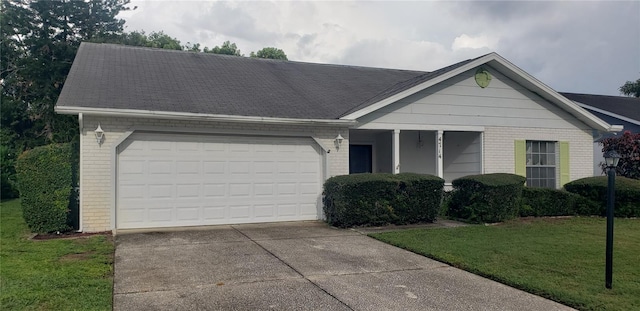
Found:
[370,217,640,311]
[0,199,114,310]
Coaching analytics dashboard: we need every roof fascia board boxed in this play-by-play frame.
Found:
[574,102,640,126]
[55,106,357,127]
[340,53,498,120]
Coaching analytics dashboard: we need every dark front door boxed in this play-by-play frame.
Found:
[349,145,373,174]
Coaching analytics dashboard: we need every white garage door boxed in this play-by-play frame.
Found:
[116,132,323,229]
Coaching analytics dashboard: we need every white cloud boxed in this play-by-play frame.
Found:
[451,34,497,51]
[118,0,640,95]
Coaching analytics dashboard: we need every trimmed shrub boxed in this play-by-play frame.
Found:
[448,173,525,223]
[564,176,640,217]
[15,144,74,233]
[323,173,444,227]
[520,187,599,217]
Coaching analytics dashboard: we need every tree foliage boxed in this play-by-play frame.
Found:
[619,79,640,97]
[250,47,288,60]
[1,0,132,198]
[600,131,640,179]
[94,30,182,50]
[204,40,242,56]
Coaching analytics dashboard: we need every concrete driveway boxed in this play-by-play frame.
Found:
[114,221,575,311]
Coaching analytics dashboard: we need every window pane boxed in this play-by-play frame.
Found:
[532,142,539,152]
[526,154,532,165]
[526,142,532,153]
[547,142,555,153]
[533,154,540,165]
[540,143,547,153]
[547,154,555,165]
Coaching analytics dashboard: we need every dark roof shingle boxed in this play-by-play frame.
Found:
[57,43,439,119]
[560,92,640,122]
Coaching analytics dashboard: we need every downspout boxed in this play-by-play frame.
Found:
[78,113,83,232]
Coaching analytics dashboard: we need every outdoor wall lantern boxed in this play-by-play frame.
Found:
[334,133,344,151]
[94,123,105,145]
[603,149,620,289]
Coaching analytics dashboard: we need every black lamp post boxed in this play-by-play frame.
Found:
[603,149,620,289]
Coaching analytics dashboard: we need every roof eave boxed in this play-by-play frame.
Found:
[55,106,357,127]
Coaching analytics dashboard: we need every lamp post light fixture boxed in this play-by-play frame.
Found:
[603,149,620,289]
[94,123,105,145]
[334,133,344,151]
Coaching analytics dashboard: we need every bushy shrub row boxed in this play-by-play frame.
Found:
[564,176,640,217]
[520,187,599,217]
[447,173,526,223]
[323,173,443,227]
[15,143,75,233]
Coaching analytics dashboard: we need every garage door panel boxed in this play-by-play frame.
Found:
[175,205,200,221]
[254,204,276,218]
[203,161,226,174]
[117,133,322,229]
[203,183,226,197]
[148,184,173,199]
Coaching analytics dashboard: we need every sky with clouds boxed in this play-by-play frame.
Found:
[118,0,640,96]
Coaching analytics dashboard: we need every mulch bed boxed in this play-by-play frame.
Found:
[32,231,112,240]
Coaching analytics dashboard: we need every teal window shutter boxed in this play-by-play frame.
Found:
[514,140,526,177]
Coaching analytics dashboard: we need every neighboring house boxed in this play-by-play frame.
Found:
[55,43,622,232]
[560,92,640,176]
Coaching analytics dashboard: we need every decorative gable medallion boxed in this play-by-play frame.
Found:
[475,68,492,88]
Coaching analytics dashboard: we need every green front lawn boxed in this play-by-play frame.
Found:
[371,217,640,311]
[0,199,114,310]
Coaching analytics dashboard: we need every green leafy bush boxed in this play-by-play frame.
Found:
[520,187,599,217]
[448,173,525,223]
[15,144,74,233]
[564,176,640,217]
[323,173,444,227]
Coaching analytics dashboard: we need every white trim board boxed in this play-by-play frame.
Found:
[56,106,357,127]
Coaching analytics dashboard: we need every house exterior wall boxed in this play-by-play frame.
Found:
[354,65,595,186]
[443,132,482,182]
[399,131,436,175]
[357,67,590,130]
[80,114,349,232]
[483,126,593,182]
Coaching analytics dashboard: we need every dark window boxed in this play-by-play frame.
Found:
[526,141,556,188]
[349,145,372,174]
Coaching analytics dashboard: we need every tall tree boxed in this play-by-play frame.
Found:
[1,0,132,197]
[204,40,242,56]
[619,79,640,97]
[250,47,288,60]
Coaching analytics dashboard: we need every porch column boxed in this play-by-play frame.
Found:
[436,130,444,179]
[392,129,400,174]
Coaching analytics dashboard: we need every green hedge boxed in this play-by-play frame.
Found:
[564,176,640,217]
[323,173,444,227]
[520,187,599,217]
[448,173,525,223]
[15,144,74,233]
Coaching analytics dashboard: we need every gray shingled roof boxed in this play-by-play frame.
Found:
[560,92,640,122]
[56,43,478,120]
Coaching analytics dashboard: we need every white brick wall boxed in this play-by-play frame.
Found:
[80,115,350,232]
[483,126,593,183]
